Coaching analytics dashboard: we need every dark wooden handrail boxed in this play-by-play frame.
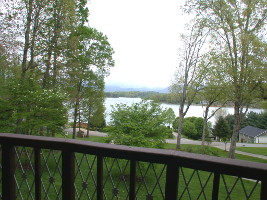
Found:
[1,133,267,200]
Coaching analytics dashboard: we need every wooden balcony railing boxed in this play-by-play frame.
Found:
[0,133,266,200]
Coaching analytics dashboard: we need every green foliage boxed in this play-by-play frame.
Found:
[182,145,219,156]
[173,116,204,139]
[4,79,68,135]
[0,98,13,132]
[213,116,231,140]
[225,114,235,132]
[260,101,267,110]
[80,72,106,130]
[225,112,267,131]
[182,120,198,139]
[165,108,176,126]
[242,112,267,130]
[67,26,114,69]
[185,0,267,158]
[0,0,112,139]
[186,117,204,138]
[66,25,114,138]
[108,100,172,148]
[172,117,179,130]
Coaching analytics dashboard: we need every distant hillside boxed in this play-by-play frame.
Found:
[105,85,169,93]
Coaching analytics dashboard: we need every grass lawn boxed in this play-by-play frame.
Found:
[56,133,108,143]
[57,134,267,164]
[165,143,267,164]
[236,147,267,156]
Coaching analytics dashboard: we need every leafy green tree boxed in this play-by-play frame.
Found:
[66,26,114,138]
[198,53,229,145]
[164,108,176,127]
[185,0,267,158]
[108,100,171,148]
[4,79,67,135]
[81,72,106,136]
[171,19,208,149]
[0,0,112,138]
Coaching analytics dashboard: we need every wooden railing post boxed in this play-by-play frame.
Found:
[62,150,75,200]
[129,160,136,200]
[2,144,16,200]
[261,178,267,200]
[97,155,104,200]
[165,163,179,200]
[212,173,220,200]
[34,148,41,200]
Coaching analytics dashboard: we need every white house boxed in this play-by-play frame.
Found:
[239,126,267,143]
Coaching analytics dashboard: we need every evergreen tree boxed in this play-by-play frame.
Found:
[213,116,231,141]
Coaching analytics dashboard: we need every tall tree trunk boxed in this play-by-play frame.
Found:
[201,107,209,145]
[78,108,81,132]
[86,118,90,137]
[72,99,79,139]
[43,48,53,88]
[176,103,185,150]
[229,103,241,158]
[72,80,82,139]
[52,48,58,87]
[52,2,61,88]
[21,0,33,78]
[28,2,41,70]
[15,118,23,134]
[43,1,61,88]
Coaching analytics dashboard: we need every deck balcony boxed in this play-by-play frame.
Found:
[0,133,266,200]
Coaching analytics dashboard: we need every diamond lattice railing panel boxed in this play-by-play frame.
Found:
[219,175,260,200]
[178,168,213,200]
[40,149,62,200]
[14,146,35,200]
[102,157,130,200]
[135,162,166,200]
[74,153,97,200]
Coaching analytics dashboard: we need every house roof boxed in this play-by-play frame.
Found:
[239,126,267,138]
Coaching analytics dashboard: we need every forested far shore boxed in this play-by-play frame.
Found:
[105,91,264,108]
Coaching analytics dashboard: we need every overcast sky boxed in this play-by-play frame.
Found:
[88,0,189,88]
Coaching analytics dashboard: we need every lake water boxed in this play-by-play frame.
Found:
[105,97,264,125]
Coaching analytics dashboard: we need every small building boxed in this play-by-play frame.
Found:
[239,126,267,143]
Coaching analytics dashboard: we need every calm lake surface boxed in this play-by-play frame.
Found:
[105,97,264,125]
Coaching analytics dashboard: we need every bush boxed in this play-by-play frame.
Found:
[108,100,172,148]
[173,117,204,140]
[182,120,198,139]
